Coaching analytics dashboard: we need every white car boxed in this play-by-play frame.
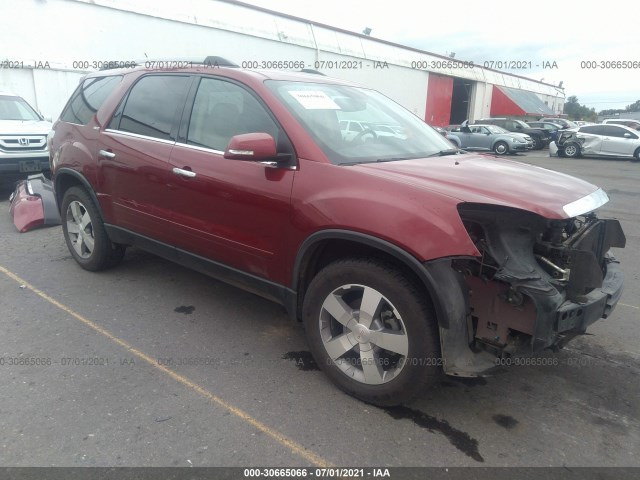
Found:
[0,92,52,181]
[602,118,640,131]
[558,124,640,160]
[339,120,404,141]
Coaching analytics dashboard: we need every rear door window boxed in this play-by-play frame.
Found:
[110,75,191,141]
[579,126,606,135]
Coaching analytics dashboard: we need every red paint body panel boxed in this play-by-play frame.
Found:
[490,85,526,116]
[355,155,598,220]
[424,74,453,126]
[97,131,176,246]
[288,159,479,264]
[167,143,295,284]
[9,182,44,233]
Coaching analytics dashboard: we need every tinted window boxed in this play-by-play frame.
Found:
[579,126,606,135]
[60,76,122,125]
[187,77,280,151]
[603,125,636,138]
[117,75,190,140]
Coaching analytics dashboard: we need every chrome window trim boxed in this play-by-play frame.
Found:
[104,129,176,145]
[174,141,225,155]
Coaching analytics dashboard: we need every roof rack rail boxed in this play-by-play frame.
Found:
[99,56,239,71]
[300,69,326,76]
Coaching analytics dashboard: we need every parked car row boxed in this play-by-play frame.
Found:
[445,124,533,154]
[555,124,640,161]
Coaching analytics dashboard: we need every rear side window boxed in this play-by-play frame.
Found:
[60,76,122,125]
[114,75,190,141]
[579,126,605,135]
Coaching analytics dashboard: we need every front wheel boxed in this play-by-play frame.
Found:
[61,186,126,271]
[494,141,509,155]
[302,258,441,406]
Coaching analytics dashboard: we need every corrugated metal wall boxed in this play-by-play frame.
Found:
[0,0,565,121]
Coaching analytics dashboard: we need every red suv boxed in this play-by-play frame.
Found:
[50,58,625,406]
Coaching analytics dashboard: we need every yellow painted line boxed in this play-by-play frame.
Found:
[619,303,639,310]
[0,264,332,468]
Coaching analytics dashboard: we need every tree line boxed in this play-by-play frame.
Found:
[563,96,640,120]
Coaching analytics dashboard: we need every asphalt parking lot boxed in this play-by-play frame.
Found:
[0,151,639,469]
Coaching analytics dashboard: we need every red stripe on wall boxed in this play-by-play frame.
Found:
[490,86,526,116]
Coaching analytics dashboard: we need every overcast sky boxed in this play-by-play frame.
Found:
[243,0,640,112]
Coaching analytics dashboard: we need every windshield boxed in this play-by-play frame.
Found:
[266,81,455,164]
[485,125,508,134]
[0,95,42,121]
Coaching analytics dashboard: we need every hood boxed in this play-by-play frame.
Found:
[354,153,601,219]
[0,119,52,135]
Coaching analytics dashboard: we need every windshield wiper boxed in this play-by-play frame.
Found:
[426,148,460,157]
[374,157,410,163]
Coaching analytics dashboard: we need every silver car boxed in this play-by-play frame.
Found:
[558,124,640,161]
[447,124,533,154]
[0,92,52,181]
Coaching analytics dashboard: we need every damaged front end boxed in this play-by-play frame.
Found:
[426,199,625,376]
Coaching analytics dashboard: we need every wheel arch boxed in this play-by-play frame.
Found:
[54,168,104,219]
[291,229,450,329]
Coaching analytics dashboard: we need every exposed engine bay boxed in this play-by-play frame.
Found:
[447,204,625,364]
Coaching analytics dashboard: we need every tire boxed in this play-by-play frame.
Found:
[563,143,580,158]
[302,258,441,406]
[61,186,126,271]
[531,136,545,150]
[633,148,640,162]
[493,141,509,155]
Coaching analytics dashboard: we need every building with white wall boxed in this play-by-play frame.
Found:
[0,0,565,124]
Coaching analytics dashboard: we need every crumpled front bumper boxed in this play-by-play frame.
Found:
[549,254,623,345]
[9,173,61,232]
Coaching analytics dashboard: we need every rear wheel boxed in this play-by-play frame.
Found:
[302,258,441,406]
[563,143,580,158]
[61,186,125,271]
[494,141,509,155]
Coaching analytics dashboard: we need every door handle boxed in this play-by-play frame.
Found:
[172,167,196,178]
[98,149,116,159]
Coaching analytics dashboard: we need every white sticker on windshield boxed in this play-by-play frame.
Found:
[288,90,341,110]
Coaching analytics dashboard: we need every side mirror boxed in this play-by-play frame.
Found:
[624,133,632,138]
[485,132,491,135]
[224,133,277,161]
